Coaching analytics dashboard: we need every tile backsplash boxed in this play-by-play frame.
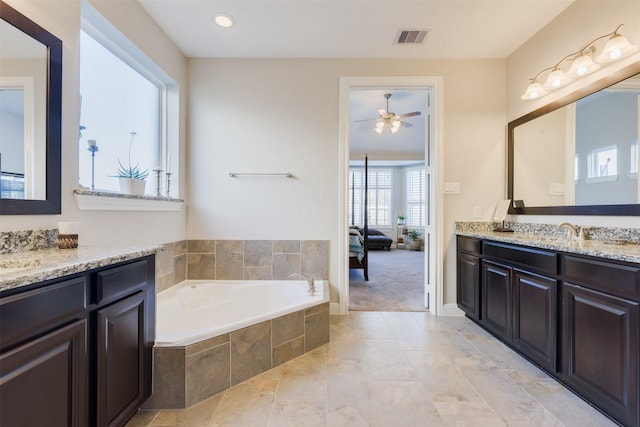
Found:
[0,229,57,254]
[155,239,329,293]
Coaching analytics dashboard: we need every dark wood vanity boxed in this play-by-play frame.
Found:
[0,255,155,427]
[457,235,639,426]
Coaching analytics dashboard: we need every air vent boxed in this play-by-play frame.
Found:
[394,29,430,45]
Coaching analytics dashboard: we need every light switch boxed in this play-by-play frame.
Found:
[473,205,482,218]
[443,182,460,194]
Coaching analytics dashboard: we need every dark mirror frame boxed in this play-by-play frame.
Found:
[507,61,640,216]
[0,1,61,215]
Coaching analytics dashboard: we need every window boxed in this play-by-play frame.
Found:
[406,166,425,227]
[348,168,392,228]
[587,145,618,179]
[78,30,163,193]
[631,142,638,175]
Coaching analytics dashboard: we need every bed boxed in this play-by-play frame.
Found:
[349,226,368,281]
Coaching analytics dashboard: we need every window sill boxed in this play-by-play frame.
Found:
[73,189,183,211]
[584,175,619,184]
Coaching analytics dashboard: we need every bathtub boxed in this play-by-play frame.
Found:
[147,279,331,409]
[156,279,329,347]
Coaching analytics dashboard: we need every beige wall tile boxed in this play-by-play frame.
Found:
[301,240,329,280]
[144,348,186,409]
[187,253,216,280]
[188,239,215,253]
[174,254,187,284]
[230,321,272,385]
[244,266,272,280]
[216,240,244,280]
[273,253,301,280]
[274,240,301,254]
[174,240,188,256]
[273,311,305,347]
[186,343,231,407]
[156,272,174,294]
[156,242,174,277]
[273,337,305,367]
[305,308,330,351]
[244,240,272,267]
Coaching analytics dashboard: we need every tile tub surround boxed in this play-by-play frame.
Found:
[154,240,329,293]
[455,222,640,264]
[144,302,330,409]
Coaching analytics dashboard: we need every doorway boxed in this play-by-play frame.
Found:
[348,88,427,311]
[338,76,444,315]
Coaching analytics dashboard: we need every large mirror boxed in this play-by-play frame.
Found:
[508,62,640,215]
[0,1,61,214]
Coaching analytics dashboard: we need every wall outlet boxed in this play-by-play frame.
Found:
[473,205,482,218]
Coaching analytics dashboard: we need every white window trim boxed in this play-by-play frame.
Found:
[79,3,179,203]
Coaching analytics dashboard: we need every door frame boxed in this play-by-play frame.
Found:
[338,76,444,315]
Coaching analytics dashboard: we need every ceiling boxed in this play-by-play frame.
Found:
[138,0,573,60]
[137,0,574,158]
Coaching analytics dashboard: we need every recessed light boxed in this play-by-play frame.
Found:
[214,13,235,28]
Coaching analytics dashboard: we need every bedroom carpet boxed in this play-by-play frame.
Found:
[349,248,426,312]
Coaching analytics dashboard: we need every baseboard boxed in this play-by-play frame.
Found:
[330,302,342,315]
[442,303,465,316]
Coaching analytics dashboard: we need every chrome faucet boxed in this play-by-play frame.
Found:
[289,273,315,296]
[557,222,579,239]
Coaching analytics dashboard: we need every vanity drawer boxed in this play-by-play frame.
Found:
[95,259,149,305]
[483,242,557,275]
[561,255,640,299]
[457,236,481,255]
[0,276,87,349]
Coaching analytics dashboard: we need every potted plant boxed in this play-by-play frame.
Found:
[114,132,148,195]
[397,214,405,225]
[407,230,423,251]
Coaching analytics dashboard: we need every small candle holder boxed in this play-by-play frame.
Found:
[165,172,172,197]
[152,168,163,197]
[87,144,99,191]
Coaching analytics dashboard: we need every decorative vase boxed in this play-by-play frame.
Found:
[410,239,423,251]
[118,177,146,196]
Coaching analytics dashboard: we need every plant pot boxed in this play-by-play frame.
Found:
[409,239,423,251]
[118,177,146,196]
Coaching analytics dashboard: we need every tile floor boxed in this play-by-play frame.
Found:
[126,312,616,426]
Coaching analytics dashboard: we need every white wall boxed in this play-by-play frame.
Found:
[506,0,640,229]
[1,0,188,247]
[188,58,506,306]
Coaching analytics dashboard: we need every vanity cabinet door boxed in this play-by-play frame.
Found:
[96,291,147,427]
[562,283,639,427]
[0,319,88,427]
[512,270,557,372]
[481,260,512,342]
[457,252,480,320]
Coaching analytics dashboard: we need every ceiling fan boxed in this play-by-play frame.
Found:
[354,93,421,134]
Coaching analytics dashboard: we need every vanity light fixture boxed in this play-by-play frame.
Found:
[214,13,235,28]
[521,24,638,100]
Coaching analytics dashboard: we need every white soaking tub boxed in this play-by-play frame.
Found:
[155,279,329,347]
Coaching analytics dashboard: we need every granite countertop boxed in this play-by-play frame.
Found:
[0,245,163,293]
[456,230,640,264]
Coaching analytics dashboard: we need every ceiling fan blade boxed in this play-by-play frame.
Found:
[353,117,380,122]
[400,121,413,128]
[395,111,421,119]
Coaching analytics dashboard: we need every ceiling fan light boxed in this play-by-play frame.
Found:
[596,33,639,63]
[521,81,548,100]
[543,68,572,90]
[391,120,401,133]
[375,121,384,134]
[567,54,600,78]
